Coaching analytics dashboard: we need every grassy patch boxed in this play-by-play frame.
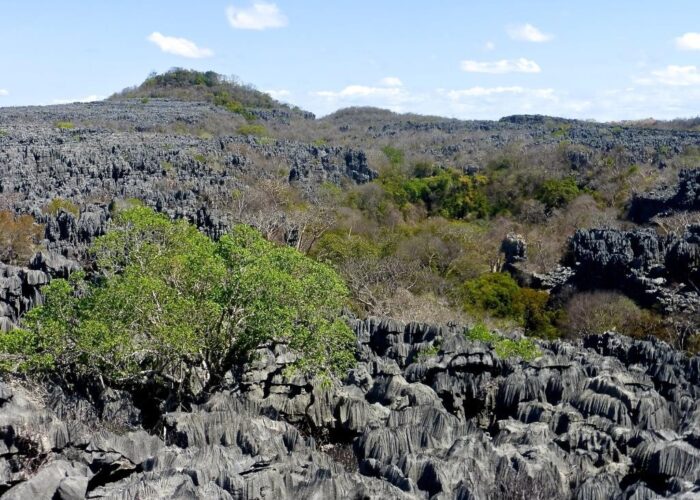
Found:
[44,198,80,216]
[465,323,540,361]
[237,124,269,137]
[55,121,75,130]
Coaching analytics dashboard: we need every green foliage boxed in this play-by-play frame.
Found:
[2,208,355,387]
[237,124,269,137]
[113,69,280,111]
[212,91,256,120]
[519,288,561,339]
[465,324,540,361]
[218,226,355,376]
[463,273,523,319]
[551,124,571,138]
[536,177,580,209]
[55,121,75,130]
[415,343,440,360]
[382,146,405,167]
[462,273,560,337]
[45,198,80,216]
[381,168,490,219]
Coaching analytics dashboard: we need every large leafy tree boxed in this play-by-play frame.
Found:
[0,207,355,389]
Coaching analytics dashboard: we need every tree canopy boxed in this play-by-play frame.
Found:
[0,207,355,390]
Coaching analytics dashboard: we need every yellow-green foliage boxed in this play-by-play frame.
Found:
[465,323,540,361]
[382,146,405,167]
[380,167,491,219]
[237,124,269,137]
[536,177,581,209]
[55,121,75,130]
[44,198,80,216]
[462,273,560,338]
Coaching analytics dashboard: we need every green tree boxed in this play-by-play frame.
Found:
[462,273,524,319]
[536,177,580,209]
[1,207,355,390]
[462,273,560,338]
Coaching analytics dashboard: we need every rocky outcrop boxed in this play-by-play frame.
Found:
[0,100,376,225]
[630,169,700,223]
[567,226,700,313]
[1,318,698,499]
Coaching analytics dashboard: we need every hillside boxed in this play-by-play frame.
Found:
[110,67,282,109]
[0,70,699,498]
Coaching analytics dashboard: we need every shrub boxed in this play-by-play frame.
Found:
[465,324,540,361]
[0,211,44,265]
[536,178,580,209]
[382,146,405,167]
[519,288,561,339]
[462,273,560,337]
[212,90,256,120]
[44,198,80,217]
[2,207,355,389]
[560,291,665,339]
[237,124,268,137]
[381,168,490,219]
[55,121,75,130]
[463,273,523,319]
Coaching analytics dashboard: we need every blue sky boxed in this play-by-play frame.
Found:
[1,1,699,120]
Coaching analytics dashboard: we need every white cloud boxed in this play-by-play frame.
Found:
[265,89,291,100]
[52,95,104,104]
[460,58,541,74]
[638,65,700,86]
[311,83,418,114]
[507,23,553,42]
[226,3,287,30]
[0,89,8,96]
[147,32,213,58]
[379,77,403,87]
[445,86,555,99]
[314,85,407,99]
[676,32,700,50]
[308,81,594,119]
[484,41,496,51]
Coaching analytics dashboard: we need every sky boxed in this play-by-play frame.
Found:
[1,1,699,121]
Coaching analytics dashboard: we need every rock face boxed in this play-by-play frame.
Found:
[567,226,700,313]
[630,169,700,223]
[1,318,698,499]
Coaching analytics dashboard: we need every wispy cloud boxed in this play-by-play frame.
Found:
[226,2,287,30]
[439,86,591,117]
[311,83,418,113]
[0,89,8,97]
[445,86,554,99]
[308,81,594,119]
[52,95,104,104]
[265,89,291,100]
[676,32,700,50]
[637,65,700,86]
[484,41,496,51]
[314,85,407,99]
[379,77,403,87]
[460,58,541,74]
[507,23,553,42]
[147,32,213,58]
